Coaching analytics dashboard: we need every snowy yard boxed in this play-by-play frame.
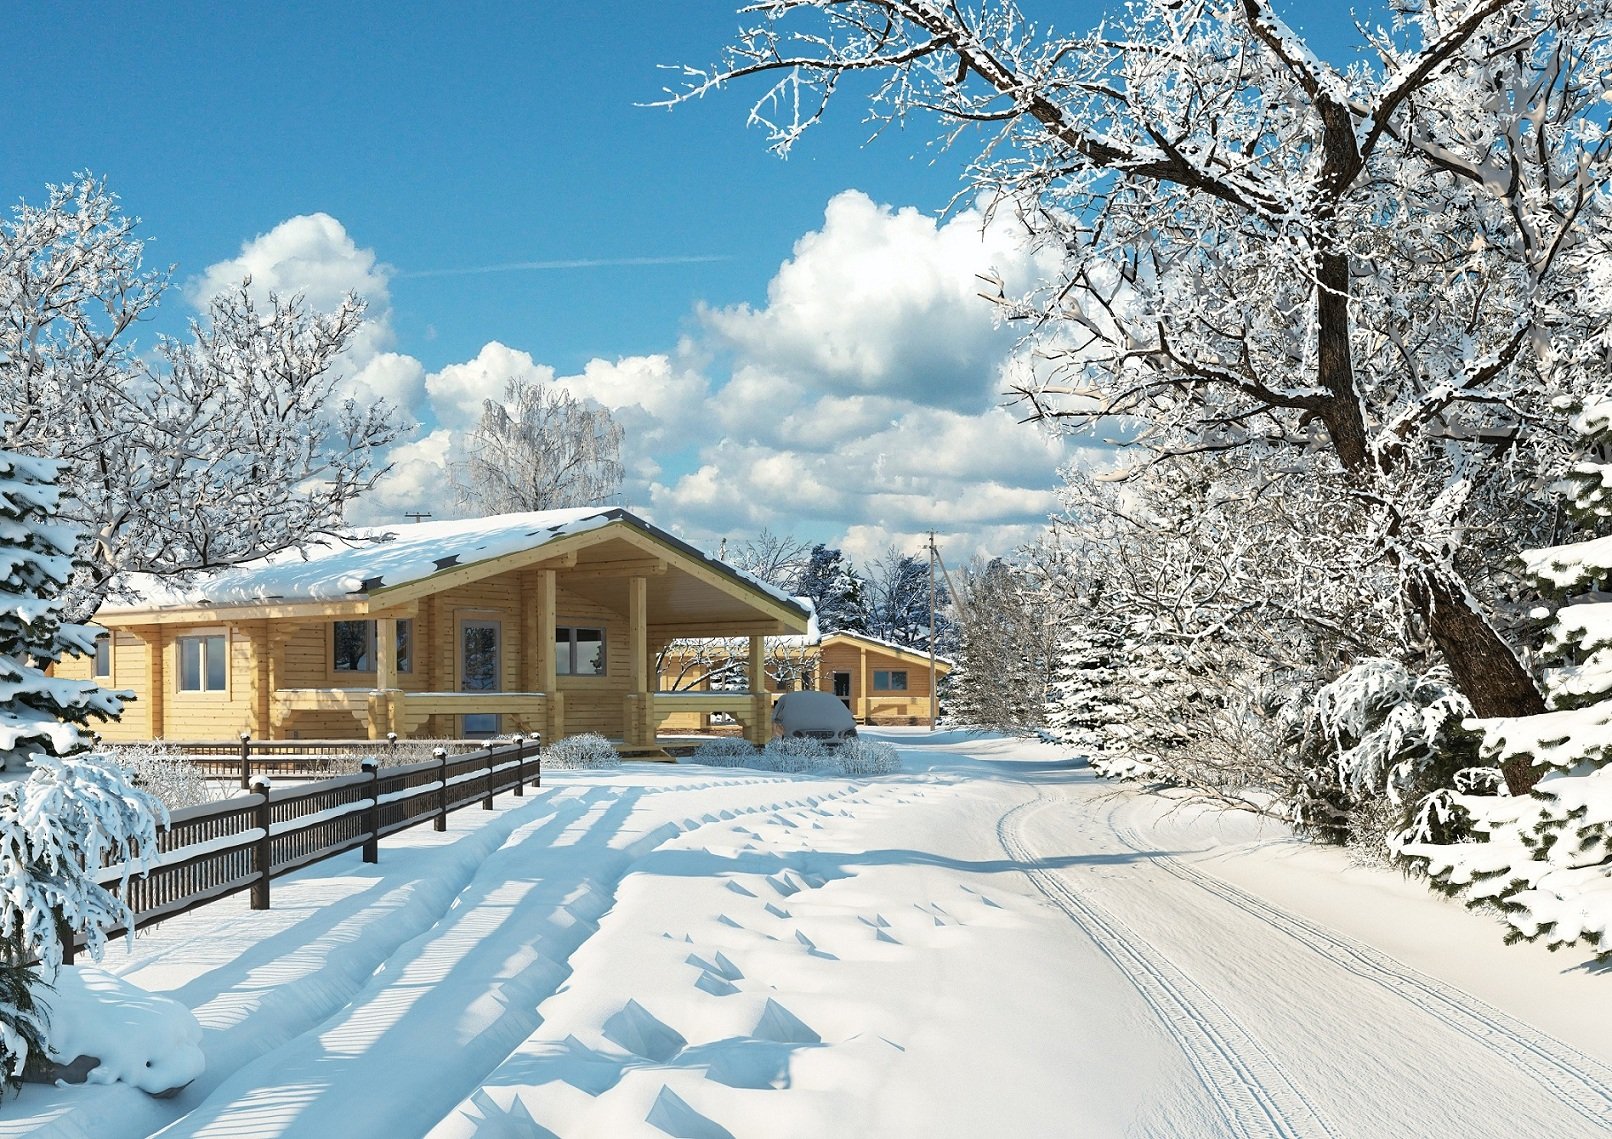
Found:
[5,729,1610,1139]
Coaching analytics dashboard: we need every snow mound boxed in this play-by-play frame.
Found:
[41,966,203,1096]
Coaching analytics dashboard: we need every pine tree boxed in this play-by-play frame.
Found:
[795,544,865,634]
[1399,397,1612,958]
[0,444,160,1094]
[1045,616,1127,755]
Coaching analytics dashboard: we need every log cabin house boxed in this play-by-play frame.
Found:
[658,629,954,729]
[62,508,810,749]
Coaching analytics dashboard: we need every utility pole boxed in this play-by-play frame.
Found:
[928,530,939,730]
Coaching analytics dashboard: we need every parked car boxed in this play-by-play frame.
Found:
[771,690,859,747]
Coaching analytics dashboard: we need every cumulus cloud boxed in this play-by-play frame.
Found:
[190,213,395,371]
[425,341,555,431]
[703,190,1050,412]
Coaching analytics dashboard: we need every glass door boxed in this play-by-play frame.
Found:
[460,619,501,737]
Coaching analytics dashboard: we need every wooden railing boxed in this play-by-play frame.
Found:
[158,734,495,790]
[72,736,541,962]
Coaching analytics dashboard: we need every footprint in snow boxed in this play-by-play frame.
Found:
[765,902,790,919]
[725,880,757,898]
[602,1000,686,1063]
[646,1086,735,1139]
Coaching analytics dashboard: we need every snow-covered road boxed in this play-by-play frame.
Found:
[6,731,1610,1138]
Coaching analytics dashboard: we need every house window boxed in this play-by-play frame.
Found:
[556,627,606,675]
[873,669,908,692]
[92,634,111,678]
[178,634,228,693]
[333,619,414,673]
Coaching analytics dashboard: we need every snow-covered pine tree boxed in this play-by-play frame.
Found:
[1044,605,1127,757]
[1399,395,1612,958]
[0,444,162,1093]
[796,544,865,634]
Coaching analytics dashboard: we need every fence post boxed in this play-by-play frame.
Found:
[239,731,252,792]
[434,746,448,832]
[250,775,272,910]
[512,735,524,797]
[483,744,496,810]
[387,731,398,759]
[56,908,74,967]
[362,757,380,864]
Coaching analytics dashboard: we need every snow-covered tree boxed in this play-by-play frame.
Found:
[1,176,401,618]
[793,543,865,633]
[0,443,162,1092]
[947,556,1056,734]
[678,0,1612,766]
[1399,393,1612,957]
[450,375,624,514]
[862,546,952,652]
[724,529,813,593]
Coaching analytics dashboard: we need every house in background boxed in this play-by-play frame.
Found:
[62,508,809,748]
[814,631,953,725]
[657,626,954,729]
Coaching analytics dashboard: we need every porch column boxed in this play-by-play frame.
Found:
[625,575,651,746]
[746,635,768,746]
[537,569,563,744]
[373,615,398,739]
[134,626,165,739]
[858,644,869,725]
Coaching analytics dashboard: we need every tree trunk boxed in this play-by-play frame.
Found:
[1312,249,1545,792]
[1406,567,1545,793]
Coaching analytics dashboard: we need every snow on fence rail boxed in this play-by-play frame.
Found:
[67,736,541,963]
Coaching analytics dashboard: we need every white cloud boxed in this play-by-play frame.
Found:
[190,213,395,372]
[424,341,555,431]
[345,428,459,527]
[703,190,1049,412]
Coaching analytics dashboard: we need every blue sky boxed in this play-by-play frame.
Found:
[4,2,1368,565]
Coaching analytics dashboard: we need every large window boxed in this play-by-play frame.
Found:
[333,619,414,673]
[92,634,111,678]
[555,627,606,676]
[178,634,227,693]
[873,669,908,692]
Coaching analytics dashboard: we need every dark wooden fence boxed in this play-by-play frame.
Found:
[73,736,540,962]
[159,733,494,790]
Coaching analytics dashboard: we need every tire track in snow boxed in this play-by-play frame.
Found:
[1107,813,1612,1132]
[998,796,1341,1139]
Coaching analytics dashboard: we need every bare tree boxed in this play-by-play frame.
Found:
[450,376,624,514]
[0,175,401,616]
[676,0,1612,785]
[724,528,813,591]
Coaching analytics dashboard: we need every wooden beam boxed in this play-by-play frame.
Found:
[648,621,793,637]
[629,576,648,694]
[96,600,417,627]
[537,570,557,694]
[562,557,668,579]
[367,528,614,607]
[376,616,398,690]
[605,525,809,629]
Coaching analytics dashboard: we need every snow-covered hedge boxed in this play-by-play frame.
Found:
[540,733,621,770]
[691,737,760,767]
[99,742,226,812]
[761,736,839,773]
[836,737,900,775]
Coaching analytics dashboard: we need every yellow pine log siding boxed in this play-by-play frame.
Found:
[813,636,948,726]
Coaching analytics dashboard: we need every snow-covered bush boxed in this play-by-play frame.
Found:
[760,736,838,773]
[99,743,224,812]
[836,737,899,776]
[33,966,203,1096]
[1288,659,1482,849]
[540,733,621,770]
[691,737,760,768]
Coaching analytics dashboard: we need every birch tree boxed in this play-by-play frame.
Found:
[676,0,1612,786]
[0,176,400,617]
[450,376,625,515]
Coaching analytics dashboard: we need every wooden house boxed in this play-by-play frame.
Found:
[812,632,953,725]
[657,628,953,729]
[62,509,809,747]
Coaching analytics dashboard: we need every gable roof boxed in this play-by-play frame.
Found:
[99,508,807,630]
[821,630,957,671]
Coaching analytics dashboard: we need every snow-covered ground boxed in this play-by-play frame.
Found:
[5,729,1610,1138]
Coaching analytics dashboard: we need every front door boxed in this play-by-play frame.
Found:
[832,671,852,712]
[460,619,501,737]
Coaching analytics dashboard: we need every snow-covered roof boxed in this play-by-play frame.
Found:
[101,508,804,617]
[823,630,957,669]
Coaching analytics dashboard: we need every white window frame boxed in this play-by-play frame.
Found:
[555,626,607,676]
[177,630,229,694]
